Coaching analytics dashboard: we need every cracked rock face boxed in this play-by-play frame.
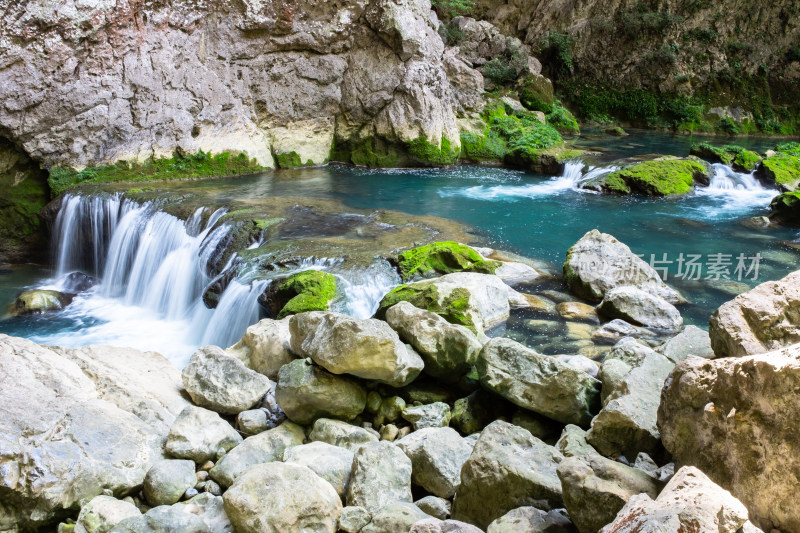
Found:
[0,0,480,169]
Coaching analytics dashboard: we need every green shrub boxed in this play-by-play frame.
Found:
[482,50,528,84]
[432,0,474,19]
[547,101,580,134]
[539,32,574,73]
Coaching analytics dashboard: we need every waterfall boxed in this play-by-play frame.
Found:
[706,163,770,192]
[44,193,270,364]
[333,261,401,319]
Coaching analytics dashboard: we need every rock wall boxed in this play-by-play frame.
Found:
[469,0,800,129]
[0,0,483,171]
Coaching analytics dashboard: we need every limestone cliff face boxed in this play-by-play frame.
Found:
[0,0,483,170]
[471,0,800,128]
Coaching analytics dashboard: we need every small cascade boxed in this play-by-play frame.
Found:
[333,261,400,319]
[694,163,777,215]
[706,163,769,192]
[197,279,271,348]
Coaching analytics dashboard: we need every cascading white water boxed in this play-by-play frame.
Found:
[693,163,777,215]
[333,261,401,319]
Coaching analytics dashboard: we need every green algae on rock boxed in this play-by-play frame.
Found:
[377,284,476,333]
[273,270,338,319]
[47,151,264,197]
[759,149,800,191]
[601,157,709,196]
[11,290,72,316]
[769,191,800,224]
[395,241,498,281]
[690,143,761,172]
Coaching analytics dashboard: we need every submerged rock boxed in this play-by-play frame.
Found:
[394,241,500,281]
[223,463,342,533]
[599,467,750,533]
[181,346,272,415]
[452,420,564,529]
[658,345,800,532]
[275,358,367,425]
[563,230,682,304]
[0,335,189,531]
[709,270,800,357]
[289,312,424,387]
[476,337,601,426]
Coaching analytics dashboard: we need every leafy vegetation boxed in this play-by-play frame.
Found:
[539,32,574,74]
[47,151,262,197]
[431,0,475,19]
[482,49,528,84]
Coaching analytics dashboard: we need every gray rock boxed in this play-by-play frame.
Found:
[477,337,601,426]
[557,454,662,533]
[223,463,342,533]
[173,493,233,533]
[709,271,800,357]
[143,460,197,507]
[598,359,632,406]
[563,230,682,304]
[592,319,653,346]
[110,506,210,533]
[283,441,354,500]
[450,390,504,435]
[487,507,576,533]
[181,346,272,415]
[346,441,413,513]
[225,318,296,379]
[340,506,372,533]
[309,418,380,452]
[75,496,141,533]
[275,358,367,425]
[599,467,749,533]
[410,517,484,532]
[361,502,430,533]
[555,425,598,459]
[598,287,682,331]
[556,355,600,378]
[656,325,714,362]
[414,496,451,520]
[289,312,424,387]
[402,402,452,430]
[510,410,562,444]
[0,336,190,530]
[397,427,472,498]
[658,346,800,532]
[385,301,482,380]
[452,420,564,529]
[166,406,242,463]
[209,421,305,488]
[587,349,674,459]
[235,409,269,436]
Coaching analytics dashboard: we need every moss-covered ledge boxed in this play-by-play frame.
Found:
[599,157,710,196]
[47,151,265,197]
[689,143,762,172]
[272,269,338,319]
[758,143,800,191]
[393,241,499,281]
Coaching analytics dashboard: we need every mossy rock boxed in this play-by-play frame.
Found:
[690,143,761,173]
[11,290,72,316]
[394,241,499,281]
[769,191,800,225]
[690,143,734,165]
[601,158,709,196]
[376,284,477,333]
[274,270,338,319]
[758,153,800,191]
[518,74,554,113]
[406,137,460,166]
[732,149,761,172]
[331,137,402,168]
[275,151,314,169]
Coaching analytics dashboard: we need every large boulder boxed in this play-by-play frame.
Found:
[0,335,189,531]
[452,420,564,529]
[223,463,342,533]
[289,312,424,387]
[309,418,379,452]
[597,287,682,331]
[385,301,482,380]
[225,318,296,379]
[476,337,601,426]
[557,454,662,533]
[708,271,800,357]
[599,467,750,533]
[346,441,413,513]
[658,345,800,532]
[656,325,714,362]
[181,346,272,415]
[283,442,355,500]
[275,358,367,425]
[586,349,674,459]
[377,272,525,335]
[166,406,243,463]
[563,230,682,304]
[396,427,473,499]
[209,421,305,488]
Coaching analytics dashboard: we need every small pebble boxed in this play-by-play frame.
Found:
[184,488,199,499]
[200,461,215,471]
[196,470,208,483]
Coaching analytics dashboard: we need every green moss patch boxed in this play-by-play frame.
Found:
[395,241,499,281]
[769,191,800,224]
[376,283,477,332]
[603,158,708,196]
[759,153,800,190]
[275,151,315,168]
[332,138,401,168]
[48,151,263,197]
[690,143,735,165]
[690,143,761,172]
[406,137,460,166]
[275,270,338,319]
